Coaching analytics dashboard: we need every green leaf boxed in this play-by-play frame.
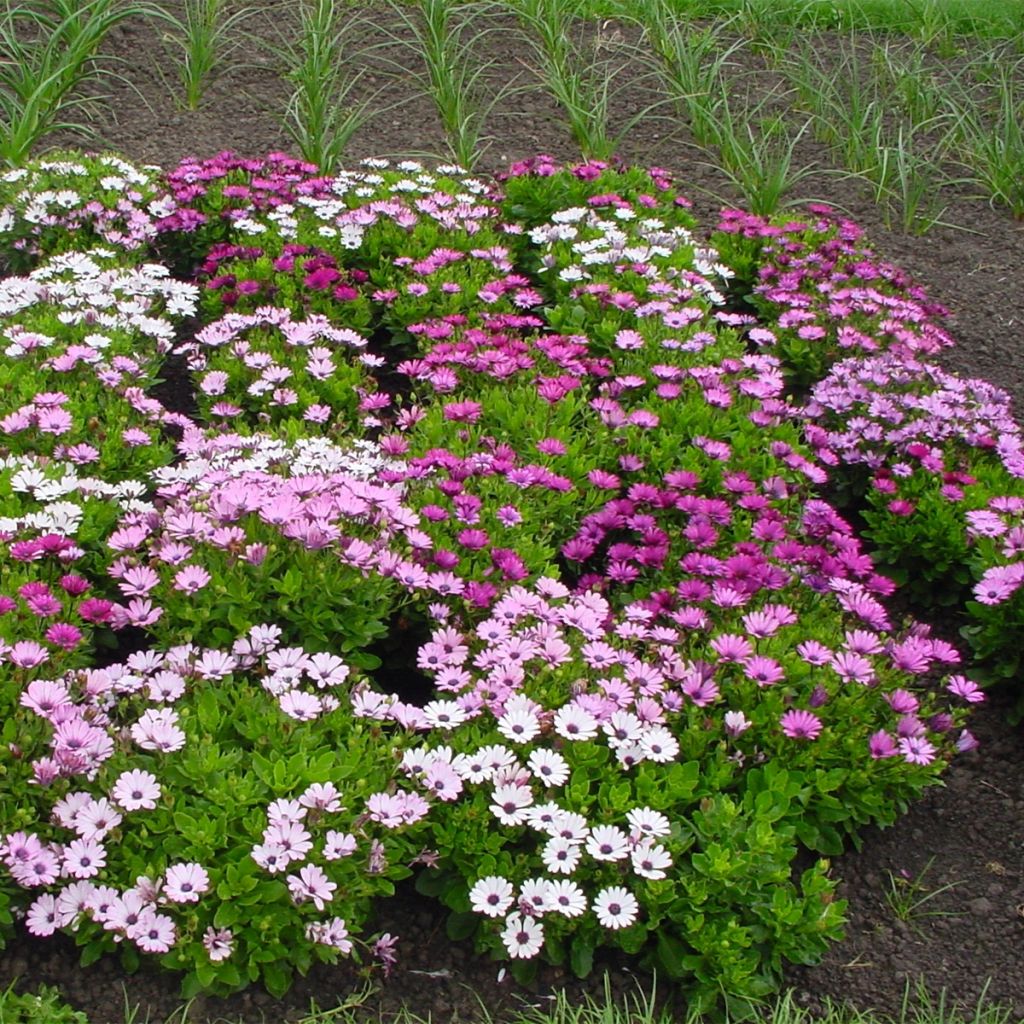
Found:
[569,936,594,978]
[262,961,293,998]
[445,910,479,942]
[655,931,689,979]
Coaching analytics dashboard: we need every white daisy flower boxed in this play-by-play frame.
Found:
[469,876,514,918]
[593,886,639,930]
[501,912,544,959]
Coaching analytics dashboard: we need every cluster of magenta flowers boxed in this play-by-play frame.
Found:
[0,150,1010,1005]
[712,209,1024,708]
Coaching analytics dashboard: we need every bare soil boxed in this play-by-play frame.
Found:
[1,5,1023,1022]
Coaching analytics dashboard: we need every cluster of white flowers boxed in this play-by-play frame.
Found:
[1,454,149,535]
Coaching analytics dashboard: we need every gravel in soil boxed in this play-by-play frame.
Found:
[2,5,1023,1022]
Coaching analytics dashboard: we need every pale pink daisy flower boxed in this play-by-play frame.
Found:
[75,798,122,841]
[265,820,313,862]
[267,799,306,826]
[287,863,337,911]
[163,862,210,903]
[300,782,343,813]
[172,565,210,593]
[323,831,357,860]
[128,909,176,952]
[251,841,289,873]
[56,880,96,927]
[111,769,161,811]
[203,926,235,961]
[130,707,187,753]
[306,916,352,953]
[63,837,107,879]
[26,893,64,936]
[279,690,323,721]
[13,848,61,887]
[899,735,937,765]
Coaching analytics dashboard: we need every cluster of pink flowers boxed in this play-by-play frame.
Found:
[718,206,954,365]
[0,152,999,992]
[805,354,1024,485]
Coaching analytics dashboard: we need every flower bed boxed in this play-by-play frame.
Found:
[0,151,1014,1014]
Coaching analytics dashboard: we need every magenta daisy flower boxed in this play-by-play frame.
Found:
[780,709,823,740]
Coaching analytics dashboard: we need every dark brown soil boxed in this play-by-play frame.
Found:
[2,4,1023,1022]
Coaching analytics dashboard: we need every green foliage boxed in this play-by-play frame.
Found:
[0,982,89,1024]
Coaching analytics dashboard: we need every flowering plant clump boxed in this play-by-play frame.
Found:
[959,495,1024,706]
[0,248,197,477]
[803,353,1024,594]
[0,154,164,274]
[173,307,380,436]
[196,243,373,326]
[0,627,431,998]
[0,151,1001,1009]
[150,151,334,268]
[713,207,954,391]
[714,207,1024,713]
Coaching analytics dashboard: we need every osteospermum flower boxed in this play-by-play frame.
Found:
[547,879,587,918]
[203,926,235,962]
[26,893,62,936]
[111,769,162,811]
[527,748,569,787]
[490,783,533,825]
[74,798,122,841]
[306,916,352,953]
[501,911,544,958]
[173,565,211,593]
[631,840,672,880]
[287,863,337,911]
[626,806,671,840]
[130,706,187,753]
[163,862,210,903]
[541,836,582,875]
[553,705,598,741]
[780,709,823,740]
[593,886,639,930]
[586,825,630,862]
[63,838,107,879]
[898,735,937,765]
[469,875,515,918]
[638,726,679,762]
[128,909,176,953]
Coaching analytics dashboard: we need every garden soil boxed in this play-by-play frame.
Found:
[1,4,1022,1022]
